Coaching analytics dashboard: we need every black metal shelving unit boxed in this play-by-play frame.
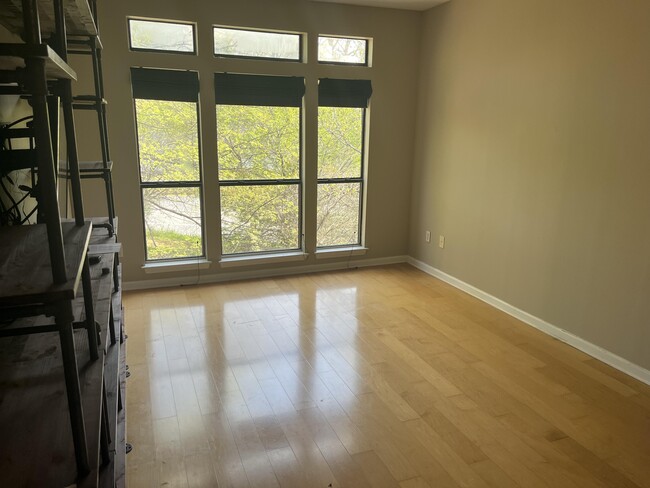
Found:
[0,1,125,486]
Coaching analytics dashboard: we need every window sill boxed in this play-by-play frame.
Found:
[220,251,308,268]
[143,259,211,274]
[315,246,368,259]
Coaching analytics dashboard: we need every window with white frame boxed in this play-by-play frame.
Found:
[131,68,204,261]
[318,35,369,65]
[128,18,196,54]
[213,26,302,61]
[127,19,375,263]
[317,78,372,248]
[215,73,305,255]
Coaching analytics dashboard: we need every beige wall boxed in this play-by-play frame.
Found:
[73,0,421,284]
[411,0,650,370]
[0,0,646,373]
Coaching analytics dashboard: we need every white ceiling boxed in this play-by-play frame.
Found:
[311,0,450,11]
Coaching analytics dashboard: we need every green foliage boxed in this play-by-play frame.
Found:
[146,228,201,260]
[142,186,202,259]
[221,185,299,254]
[136,99,202,260]
[318,106,363,178]
[136,99,199,182]
[318,37,367,64]
[217,105,301,254]
[130,20,194,52]
[217,105,299,180]
[136,99,364,260]
[317,107,363,246]
[213,29,299,60]
[317,183,361,247]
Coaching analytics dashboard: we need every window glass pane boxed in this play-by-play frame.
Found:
[318,36,367,64]
[129,19,195,53]
[143,187,202,260]
[318,106,363,179]
[214,27,300,60]
[317,183,360,247]
[217,105,300,180]
[221,184,300,254]
[135,99,200,182]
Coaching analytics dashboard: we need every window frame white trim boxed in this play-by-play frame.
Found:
[220,251,308,268]
[127,17,197,55]
[143,259,212,274]
[315,246,368,259]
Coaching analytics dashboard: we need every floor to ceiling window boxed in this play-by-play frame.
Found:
[128,18,373,264]
[131,67,204,261]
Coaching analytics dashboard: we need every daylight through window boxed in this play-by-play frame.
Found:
[215,73,305,255]
[128,20,374,263]
[128,18,196,54]
[318,36,368,65]
[131,68,204,260]
[213,27,301,61]
[317,78,372,247]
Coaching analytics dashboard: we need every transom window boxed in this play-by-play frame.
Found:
[318,35,369,65]
[128,18,196,54]
[213,26,302,61]
[215,73,305,255]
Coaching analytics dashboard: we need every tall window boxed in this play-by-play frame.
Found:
[317,78,372,247]
[131,68,204,260]
[215,73,305,255]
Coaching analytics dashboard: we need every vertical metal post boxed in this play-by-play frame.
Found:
[54,0,100,360]
[90,0,98,26]
[81,256,99,360]
[57,302,90,475]
[60,88,86,225]
[23,0,67,283]
[92,37,120,291]
[21,0,40,45]
[102,379,112,445]
[54,0,85,226]
[46,96,59,176]
[51,0,66,57]
[109,303,116,345]
[100,380,111,465]
[92,39,116,223]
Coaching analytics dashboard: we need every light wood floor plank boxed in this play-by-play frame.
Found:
[125,264,650,487]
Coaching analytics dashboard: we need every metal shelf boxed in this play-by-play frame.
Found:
[0,0,97,37]
[0,1,125,483]
[59,159,113,177]
[0,42,77,80]
[0,221,91,308]
[0,251,116,487]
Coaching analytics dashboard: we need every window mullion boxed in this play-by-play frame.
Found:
[141,181,201,188]
[317,178,362,184]
[219,179,301,186]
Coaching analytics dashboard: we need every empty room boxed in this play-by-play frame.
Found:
[0,0,649,486]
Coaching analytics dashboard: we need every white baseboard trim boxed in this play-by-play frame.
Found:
[124,255,408,292]
[407,257,650,387]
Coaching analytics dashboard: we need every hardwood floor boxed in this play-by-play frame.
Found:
[123,264,650,487]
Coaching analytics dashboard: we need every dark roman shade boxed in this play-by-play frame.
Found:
[215,73,305,107]
[131,68,199,102]
[319,78,372,108]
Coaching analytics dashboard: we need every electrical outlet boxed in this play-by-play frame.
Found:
[439,235,445,248]
[425,231,431,243]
